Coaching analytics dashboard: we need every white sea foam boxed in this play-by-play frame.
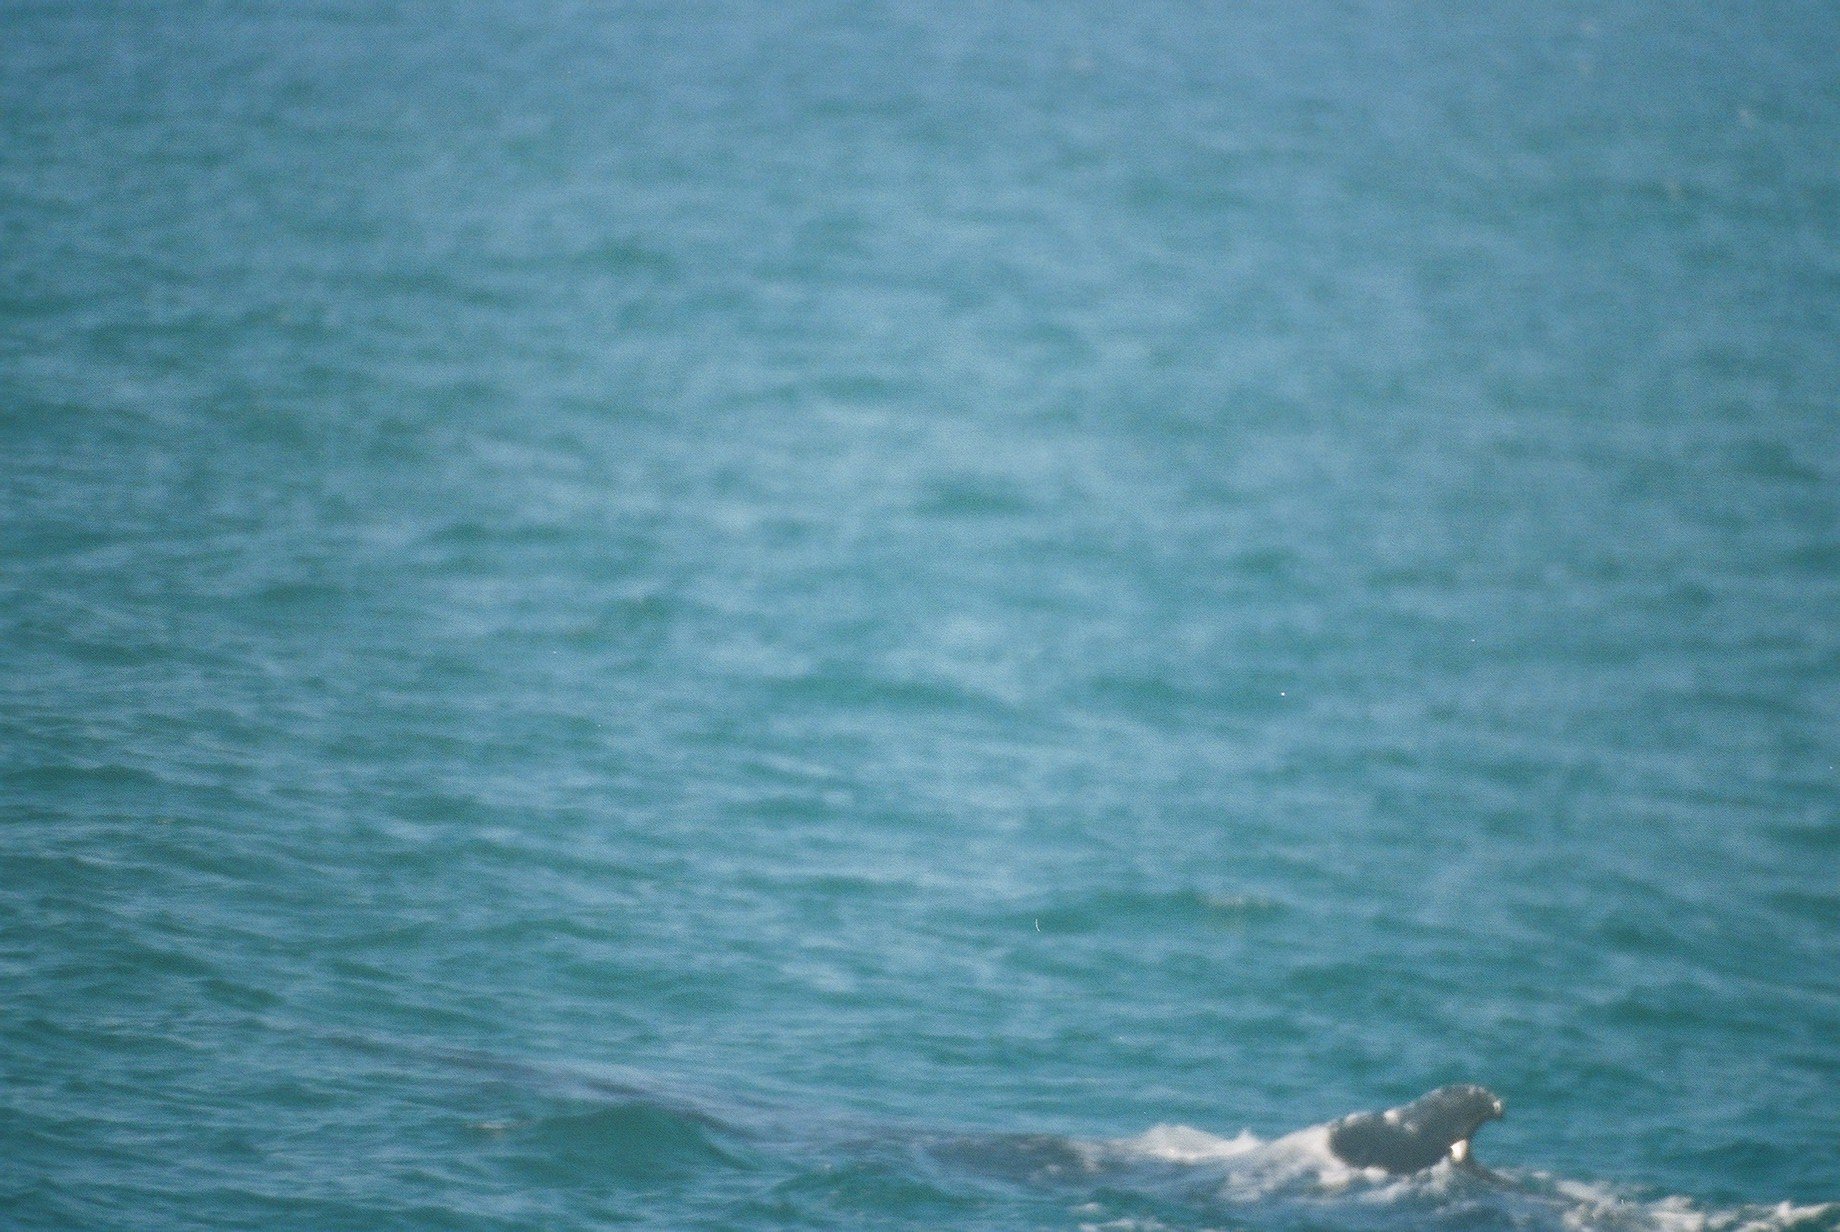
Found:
[1545,1177,1837,1232]
[1075,1217,1176,1232]
[1106,1124,1376,1200]
[1116,1124,1264,1166]
[1088,1123,1836,1232]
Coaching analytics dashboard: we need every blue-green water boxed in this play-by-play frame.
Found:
[4,2,1838,1228]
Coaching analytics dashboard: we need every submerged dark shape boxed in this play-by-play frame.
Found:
[1327,1085,1505,1174]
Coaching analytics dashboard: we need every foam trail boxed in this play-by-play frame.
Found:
[1062,1121,1839,1232]
[1108,1124,1367,1200]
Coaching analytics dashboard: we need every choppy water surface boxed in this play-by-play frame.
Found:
[4,2,1838,1229]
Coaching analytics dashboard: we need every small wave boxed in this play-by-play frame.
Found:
[489,1097,748,1186]
[1024,888,1286,936]
[767,1155,985,1223]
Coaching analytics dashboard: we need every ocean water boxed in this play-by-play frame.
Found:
[3,1,1838,1229]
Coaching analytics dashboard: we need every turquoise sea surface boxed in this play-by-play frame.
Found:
[4,2,1838,1229]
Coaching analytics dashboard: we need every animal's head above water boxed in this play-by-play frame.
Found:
[1326,1084,1505,1174]
[1396,1084,1505,1140]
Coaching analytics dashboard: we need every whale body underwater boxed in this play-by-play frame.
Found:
[1324,1084,1506,1174]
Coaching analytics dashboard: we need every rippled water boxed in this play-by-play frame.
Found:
[4,1,1838,1229]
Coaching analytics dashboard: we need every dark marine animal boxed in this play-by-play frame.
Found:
[1326,1084,1505,1174]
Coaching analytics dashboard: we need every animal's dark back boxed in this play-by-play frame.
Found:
[1327,1114,1452,1172]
